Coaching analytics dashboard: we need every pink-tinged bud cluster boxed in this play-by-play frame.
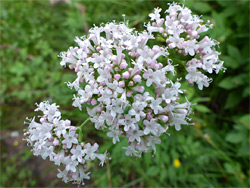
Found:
[147,3,225,90]
[24,101,108,185]
[59,20,192,157]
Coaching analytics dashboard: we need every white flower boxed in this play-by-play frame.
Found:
[62,131,78,149]
[71,145,85,163]
[123,143,140,157]
[57,169,69,183]
[54,120,67,137]
[107,128,120,144]
[143,119,164,136]
[127,126,144,143]
[120,114,137,132]
[149,98,163,114]
[84,143,98,161]
[54,150,65,166]
[64,157,79,172]
[41,145,55,160]
[43,103,61,122]
[149,7,162,21]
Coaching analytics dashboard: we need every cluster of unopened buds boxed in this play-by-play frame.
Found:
[24,3,224,186]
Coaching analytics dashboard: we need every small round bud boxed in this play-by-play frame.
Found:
[91,99,97,106]
[120,61,128,69]
[53,139,59,146]
[65,120,71,126]
[114,74,121,80]
[122,71,130,79]
[133,75,141,83]
[119,81,125,87]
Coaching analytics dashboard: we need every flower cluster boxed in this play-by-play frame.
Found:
[24,101,107,185]
[59,20,192,157]
[146,3,224,89]
[25,2,224,186]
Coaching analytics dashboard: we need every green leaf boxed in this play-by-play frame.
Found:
[224,162,234,174]
[238,114,250,128]
[147,166,159,177]
[192,2,211,13]
[224,92,242,109]
[221,55,239,69]
[218,77,233,90]
[227,45,241,62]
[225,132,243,144]
[193,104,211,113]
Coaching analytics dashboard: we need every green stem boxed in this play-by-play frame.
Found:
[78,117,90,130]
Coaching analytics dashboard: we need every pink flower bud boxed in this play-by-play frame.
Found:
[65,120,71,127]
[128,68,133,73]
[114,74,121,80]
[120,61,128,69]
[160,115,168,122]
[133,86,144,93]
[40,118,46,123]
[159,27,164,33]
[54,154,59,160]
[94,143,99,148]
[169,43,174,49]
[69,64,74,69]
[127,91,133,97]
[130,52,137,57]
[153,63,159,70]
[70,126,76,132]
[121,53,125,59]
[119,81,125,87]
[106,66,111,72]
[158,18,165,26]
[122,71,130,79]
[141,113,146,119]
[62,144,67,149]
[133,75,141,83]
[97,106,102,112]
[101,81,106,86]
[96,46,101,51]
[53,139,59,146]
[112,55,118,62]
[155,88,161,95]
[147,109,152,113]
[147,114,153,120]
[129,81,134,86]
[91,99,97,105]
[115,67,119,71]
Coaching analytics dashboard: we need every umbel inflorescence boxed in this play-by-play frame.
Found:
[24,3,224,186]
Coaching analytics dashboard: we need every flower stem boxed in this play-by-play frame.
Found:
[79,117,90,130]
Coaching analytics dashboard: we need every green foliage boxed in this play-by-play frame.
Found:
[0,0,249,187]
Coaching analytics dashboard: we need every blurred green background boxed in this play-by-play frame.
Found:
[0,0,249,187]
